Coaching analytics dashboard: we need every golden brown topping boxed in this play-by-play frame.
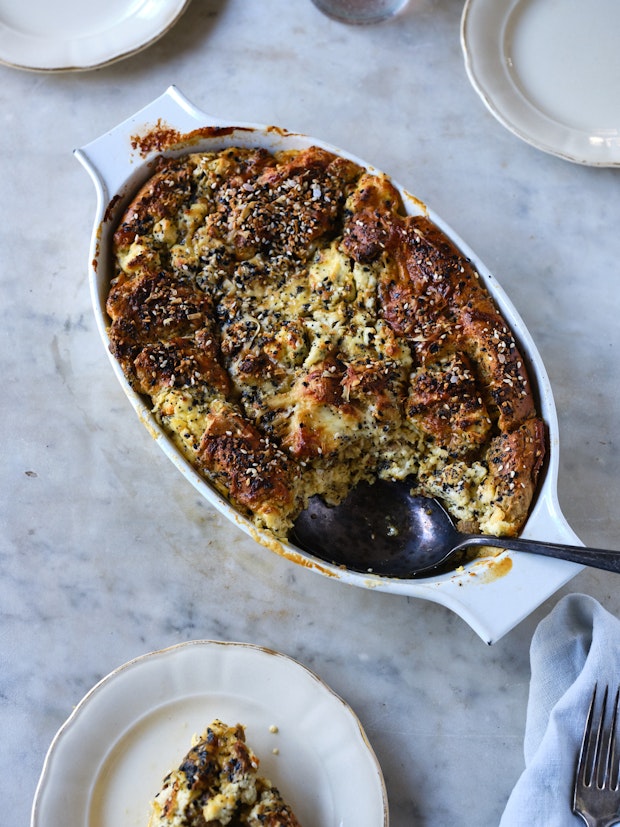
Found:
[133,337,231,397]
[203,146,361,263]
[198,401,300,520]
[407,352,492,457]
[458,303,535,430]
[107,271,214,383]
[480,418,546,536]
[113,155,194,252]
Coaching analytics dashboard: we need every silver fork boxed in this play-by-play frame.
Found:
[573,685,620,827]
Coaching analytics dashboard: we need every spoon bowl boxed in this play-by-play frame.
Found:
[293,480,620,578]
[293,480,473,577]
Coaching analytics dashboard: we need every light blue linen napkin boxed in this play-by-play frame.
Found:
[500,593,620,827]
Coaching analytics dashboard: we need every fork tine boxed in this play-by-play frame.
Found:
[605,688,620,791]
[577,684,600,788]
[593,685,609,789]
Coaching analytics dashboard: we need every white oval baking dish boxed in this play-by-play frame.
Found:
[75,86,582,644]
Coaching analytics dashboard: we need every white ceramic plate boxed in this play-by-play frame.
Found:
[31,641,388,827]
[461,0,620,166]
[0,0,189,72]
[75,87,582,644]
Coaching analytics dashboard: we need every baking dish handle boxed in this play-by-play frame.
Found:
[73,86,224,207]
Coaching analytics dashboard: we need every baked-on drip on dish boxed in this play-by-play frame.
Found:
[148,719,301,827]
[108,146,545,545]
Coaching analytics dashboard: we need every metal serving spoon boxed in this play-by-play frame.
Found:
[292,479,620,578]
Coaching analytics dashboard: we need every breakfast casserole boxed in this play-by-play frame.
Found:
[108,145,545,546]
[148,720,301,827]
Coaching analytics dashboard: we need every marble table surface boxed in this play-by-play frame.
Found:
[2,1,619,825]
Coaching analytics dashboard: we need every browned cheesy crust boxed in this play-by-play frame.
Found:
[148,720,301,827]
[108,145,545,542]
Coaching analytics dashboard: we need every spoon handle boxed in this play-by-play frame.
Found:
[460,535,620,574]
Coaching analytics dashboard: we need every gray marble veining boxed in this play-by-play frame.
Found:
[1,1,619,825]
